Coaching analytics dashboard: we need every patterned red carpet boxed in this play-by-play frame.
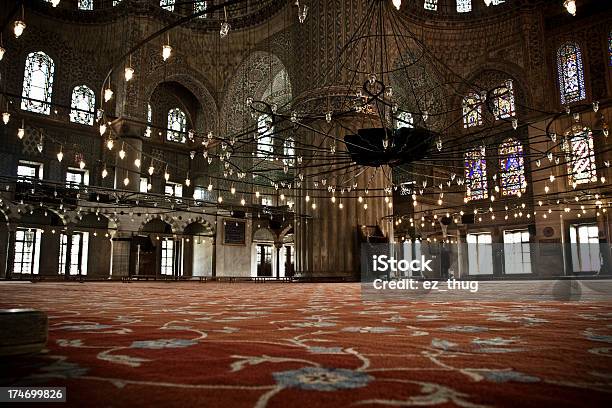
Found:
[1,282,611,407]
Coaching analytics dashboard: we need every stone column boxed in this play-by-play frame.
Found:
[4,225,16,280]
[294,115,392,280]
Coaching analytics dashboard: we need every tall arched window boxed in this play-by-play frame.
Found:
[557,42,586,105]
[257,114,274,159]
[69,85,95,126]
[283,137,295,165]
[145,104,152,137]
[21,51,55,115]
[465,147,488,202]
[78,0,93,10]
[492,80,515,120]
[462,92,482,128]
[499,138,526,196]
[167,108,187,143]
[160,0,175,12]
[608,31,612,66]
[567,127,597,185]
[194,1,207,18]
[457,0,471,13]
[395,111,414,129]
[424,0,438,11]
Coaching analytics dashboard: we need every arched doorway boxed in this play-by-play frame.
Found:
[137,219,175,278]
[251,228,275,277]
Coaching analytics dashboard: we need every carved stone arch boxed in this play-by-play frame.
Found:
[252,227,276,242]
[221,51,293,136]
[139,216,179,235]
[465,61,533,109]
[140,63,219,135]
[181,217,216,236]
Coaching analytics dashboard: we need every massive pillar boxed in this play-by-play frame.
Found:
[110,118,144,192]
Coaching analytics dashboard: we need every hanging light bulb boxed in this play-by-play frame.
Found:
[241,197,246,206]
[124,66,134,82]
[0,34,5,60]
[564,0,576,16]
[230,185,236,195]
[217,195,223,203]
[134,158,141,168]
[162,39,172,61]
[148,165,154,175]
[164,169,170,181]
[104,87,113,102]
[2,112,10,125]
[220,7,230,38]
[298,4,308,23]
[14,21,26,38]
[79,160,86,169]
[100,123,107,136]
[119,146,126,159]
[51,0,60,6]
[208,183,213,191]
[484,0,492,6]
[593,101,599,113]
[185,177,191,187]
[17,125,25,140]
[57,148,63,162]
[106,138,114,150]
[123,175,130,186]
[392,0,401,10]
[102,166,108,179]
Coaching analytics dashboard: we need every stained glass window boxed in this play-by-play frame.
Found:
[457,0,472,13]
[21,52,55,115]
[167,108,187,143]
[194,1,207,18]
[557,42,586,105]
[462,93,482,128]
[499,138,526,196]
[145,104,152,137]
[465,147,488,201]
[492,80,515,120]
[257,114,274,159]
[609,31,612,66]
[113,0,123,6]
[424,0,438,11]
[567,128,597,185]
[69,85,95,126]
[160,0,175,12]
[283,137,295,165]
[395,111,414,129]
[78,0,93,10]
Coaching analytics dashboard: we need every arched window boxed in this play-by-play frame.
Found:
[160,0,175,12]
[283,137,295,165]
[457,0,471,13]
[492,80,515,120]
[608,31,612,66]
[462,92,482,128]
[567,127,597,185]
[167,108,187,143]
[498,138,526,196]
[194,1,207,18]
[424,0,438,11]
[395,111,414,129]
[78,0,93,10]
[21,51,55,115]
[465,147,488,202]
[257,114,274,159]
[69,85,95,126]
[557,42,586,105]
[145,104,152,137]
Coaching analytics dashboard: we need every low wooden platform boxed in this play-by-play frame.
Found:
[0,308,47,357]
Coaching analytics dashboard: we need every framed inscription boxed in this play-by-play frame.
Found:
[223,219,246,245]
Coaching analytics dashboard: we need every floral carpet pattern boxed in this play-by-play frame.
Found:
[1,282,611,407]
